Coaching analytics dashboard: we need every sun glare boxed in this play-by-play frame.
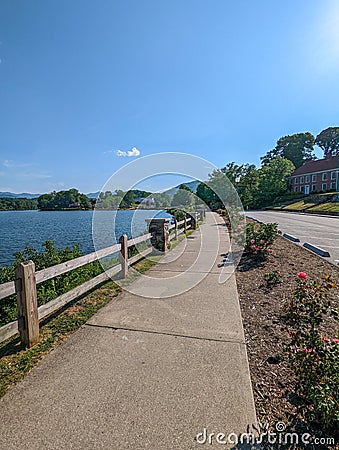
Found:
[314,1,339,70]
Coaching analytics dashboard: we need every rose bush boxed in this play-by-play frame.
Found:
[244,222,279,259]
[283,274,339,428]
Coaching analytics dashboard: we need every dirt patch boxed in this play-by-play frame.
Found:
[235,233,339,447]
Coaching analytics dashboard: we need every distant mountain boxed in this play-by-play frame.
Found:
[165,180,202,196]
[0,183,202,201]
[0,192,41,199]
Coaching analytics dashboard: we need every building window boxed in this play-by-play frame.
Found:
[300,186,304,193]
[312,174,317,182]
[295,177,299,184]
[294,186,298,192]
[330,182,336,190]
[305,175,310,183]
[312,185,316,192]
[331,171,337,179]
[300,176,304,184]
[322,183,327,191]
[322,172,327,181]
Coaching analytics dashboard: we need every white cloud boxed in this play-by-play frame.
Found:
[3,159,14,167]
[116,147,141,157]
[3,159,32,168]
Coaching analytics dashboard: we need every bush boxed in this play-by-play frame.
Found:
[0,241,103,327]
[263,269,282,286]
[244,222,279,259]
[283,273,339,428]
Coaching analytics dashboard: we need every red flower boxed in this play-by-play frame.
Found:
[321,336,331,342]
[268,249,273,254]
[297,272,307,280]
[333,338,339,344]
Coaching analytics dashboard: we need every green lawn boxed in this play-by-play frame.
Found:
[282,201,316,211]
[307,202,339,213]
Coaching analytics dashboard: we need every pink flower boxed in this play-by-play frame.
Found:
[333,338,339,344]
[297,272,307,280]
[304,347,313,353]
[251,245,256,250]
[268,249,273,254]
[256,247,261,251]
[321,336,331,342]
[260,240,264,244]
[250,239,255,244]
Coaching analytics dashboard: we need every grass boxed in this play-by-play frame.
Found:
[0,229,195,398]
[307,202,339,213]
[282,200,316,211]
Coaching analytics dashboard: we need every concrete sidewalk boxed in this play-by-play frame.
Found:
[0,212,256,449]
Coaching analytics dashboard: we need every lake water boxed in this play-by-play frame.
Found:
[0,209,171,268]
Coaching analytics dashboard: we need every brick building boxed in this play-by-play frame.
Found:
[290,155,339,194]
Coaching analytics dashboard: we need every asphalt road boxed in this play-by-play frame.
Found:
[246,211,339,266]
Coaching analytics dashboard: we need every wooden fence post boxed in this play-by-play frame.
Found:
[15,260,39,348]
[174,218,178,241]
[119,234,128,278]
[184,217,187,234]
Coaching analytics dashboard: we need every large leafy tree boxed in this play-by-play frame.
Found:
[257,156,295,206]
[221,162,256,185]
[315,127,339,157]
[196,170,237,210]
[171,184,194,209]
[236,166,261,209]
[261,132,315,168]
[196,182,220,209]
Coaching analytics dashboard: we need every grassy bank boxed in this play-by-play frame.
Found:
[268,192,338,215]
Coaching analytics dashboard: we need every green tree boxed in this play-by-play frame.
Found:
[196,182,216,208]
[120,190,135,208]
[261,132,315,169]
[221,162,256,185]
[37,189,91,210]
[315,127,339,157]
[171,184,194,209]
[237,167,261,209]
[196,170,235,210]
[257,156,295,206]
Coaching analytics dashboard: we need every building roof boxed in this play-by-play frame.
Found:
[292,156,339,176]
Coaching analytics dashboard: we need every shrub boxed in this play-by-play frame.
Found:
[244,222,279,259]
[0,241,103,327]
[283,273,339,428]
[263,269,282,286]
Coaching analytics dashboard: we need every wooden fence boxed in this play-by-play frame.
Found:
[0,215,195,347]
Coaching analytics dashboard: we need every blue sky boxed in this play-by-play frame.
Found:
[1,0,339,193]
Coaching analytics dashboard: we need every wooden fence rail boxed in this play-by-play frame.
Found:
[0,214,198,347]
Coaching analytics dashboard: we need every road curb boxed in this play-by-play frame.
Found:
[303,242,330,258]
[282,233,300,243]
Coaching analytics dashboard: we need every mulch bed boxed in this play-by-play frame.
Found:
[235,232,339,448]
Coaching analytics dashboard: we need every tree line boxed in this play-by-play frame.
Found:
[0,197,38,211]
[196,126,339,210]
